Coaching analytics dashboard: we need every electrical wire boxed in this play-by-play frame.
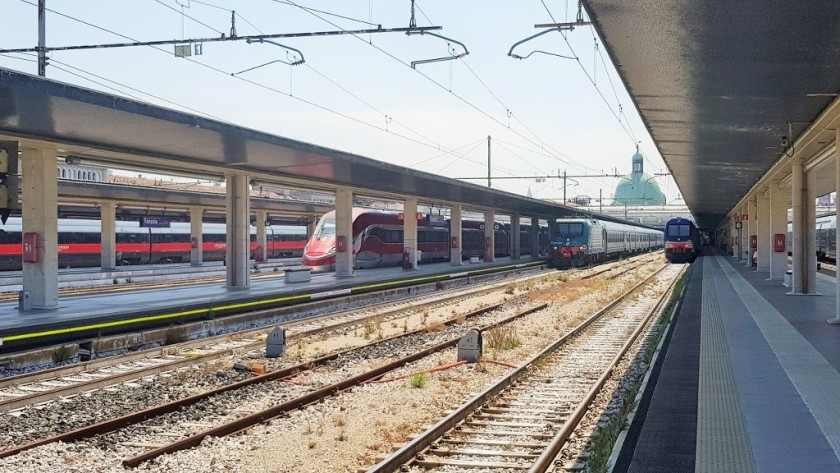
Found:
[271,0,379,27]
[15,0,524,179]
[412,0,614,184]
[200,3,523,176]
[539,2,638,146]
[151,0,225,35]
[279,0,605,191]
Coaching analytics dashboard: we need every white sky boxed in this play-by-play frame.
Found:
[1,0,683,205]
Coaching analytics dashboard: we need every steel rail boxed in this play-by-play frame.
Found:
[120,303,549,468]
[0,264,543,398]
[0,302,526,461]
[529,265,686,472]
[366,262,669,472]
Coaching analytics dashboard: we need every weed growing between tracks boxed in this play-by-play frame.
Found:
[51,345,75,363]
[408,373,429,389]
[583,270,688,473]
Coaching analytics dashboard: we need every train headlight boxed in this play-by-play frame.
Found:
[328,246,336,254]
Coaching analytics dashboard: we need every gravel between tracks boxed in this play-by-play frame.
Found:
[0,256,665,472]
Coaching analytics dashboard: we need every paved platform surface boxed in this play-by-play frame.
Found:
[0,257,540,345]
[616,250,840,473]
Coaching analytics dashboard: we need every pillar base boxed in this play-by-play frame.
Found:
[336,273,355,279]
[785,292,822,296]
[826,318,840,325]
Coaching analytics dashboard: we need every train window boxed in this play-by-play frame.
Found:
[204,233,226,243]
[557,223,584,237]
[250,234,257,242]
[0,231,21,244]
[667,225,691,237]
[313,218,336,241]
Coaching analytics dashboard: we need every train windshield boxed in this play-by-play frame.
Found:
[667,224,690,237]
[313,218,336,241]
[556,223,584,237]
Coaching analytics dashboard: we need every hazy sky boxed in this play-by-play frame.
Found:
[1,0,682,205]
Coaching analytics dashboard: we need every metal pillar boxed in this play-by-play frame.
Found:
[484,209,495,263]
[530,217,540,258]
[511,213,521,260]
[790,162,808,294]
[22,146,58,309]
[334,188,353,278]
[450,204,463,266]
[37,0,46,77]
[255,209,267,262]
[768,184,787,280]
[190,207,203,266]
[225,174,250,288]
[404,197,418,269]
[756,192,770,272]
[100,201,116,270]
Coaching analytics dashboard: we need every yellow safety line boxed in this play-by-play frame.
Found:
[1,261,545,343]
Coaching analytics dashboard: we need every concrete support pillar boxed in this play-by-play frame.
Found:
[832,129,840,323]
[100,201,116,271]
[225,174,250,288]
[255,209,268,262]
[334,188,354,278]
[22,146,58,309]
[450,204,462,266]
[484,209,495,263]
[190,207,203,266]
[404,197,418,269]
[740,205,749,263]
[511,213,521,260]
[768,185,787,280]
[548,217,556,243]
[530,217,540,258]
[790,163,817,294]
[806,169,818,289]
[306,216,317,239]
[746,198,756,267]
[756,192,770,272]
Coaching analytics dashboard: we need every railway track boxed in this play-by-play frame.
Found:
[1,299,547,465]
[0,254,668,471]
[0,278,518,413]
[367,263,683,472]
[0,254,653,410]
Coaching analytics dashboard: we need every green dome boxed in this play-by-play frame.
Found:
[612,151,666,206]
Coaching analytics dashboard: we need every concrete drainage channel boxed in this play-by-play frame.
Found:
[0,264,546,372]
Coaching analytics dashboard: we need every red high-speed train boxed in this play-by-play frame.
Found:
[301,209,548,271]
[0,218,307,270]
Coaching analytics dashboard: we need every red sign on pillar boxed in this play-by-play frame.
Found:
[742,214,748,221]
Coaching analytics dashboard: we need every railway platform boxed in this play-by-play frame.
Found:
[0,257,544,351]
[615,249,840,473]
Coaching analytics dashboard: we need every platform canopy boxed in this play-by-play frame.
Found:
[0,67,648,225]
[584,1,840,229]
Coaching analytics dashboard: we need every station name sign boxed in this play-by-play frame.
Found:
[140,216,171,228]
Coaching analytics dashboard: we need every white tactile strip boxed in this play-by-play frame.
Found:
[717,255,840,461]
[696,259,757,473]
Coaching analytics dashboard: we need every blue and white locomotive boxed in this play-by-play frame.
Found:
[550,218,663,268]
[664,217,701,263]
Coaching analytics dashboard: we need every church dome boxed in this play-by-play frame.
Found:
[612,151,666,206]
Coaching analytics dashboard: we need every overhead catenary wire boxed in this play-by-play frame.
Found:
[13,0,524,180]
[280,0,603,192]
